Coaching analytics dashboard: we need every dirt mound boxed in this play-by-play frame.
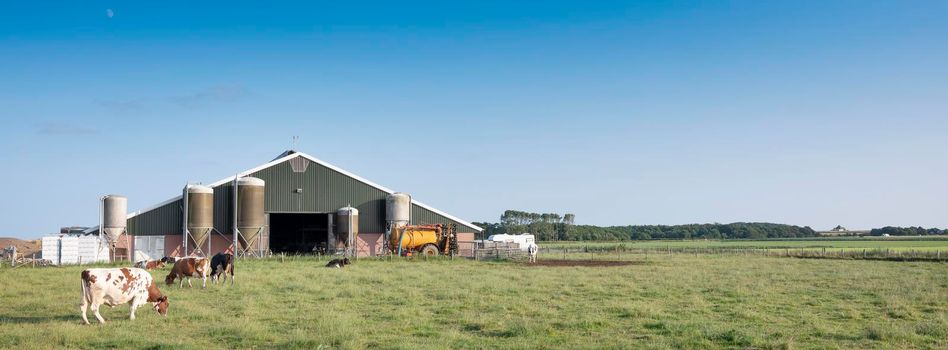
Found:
[527,259,642,267]
[0,237,42,258]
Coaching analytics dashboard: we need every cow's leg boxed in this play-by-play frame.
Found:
[80,299,90,325]
[187,276,193,288]
[179,274,185,288]
[129,303,137,321]
[201,274,207,289]
[91,303,106,324]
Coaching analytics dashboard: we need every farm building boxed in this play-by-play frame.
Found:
[84,150,482,260]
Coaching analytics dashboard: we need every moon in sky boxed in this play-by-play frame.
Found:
[106,9,114,18]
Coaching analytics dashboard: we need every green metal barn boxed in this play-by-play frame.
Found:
[86,150,481,259]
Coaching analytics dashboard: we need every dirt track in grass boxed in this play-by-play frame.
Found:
[526,259,642,267]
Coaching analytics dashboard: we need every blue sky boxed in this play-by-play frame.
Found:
[1,1,946,238]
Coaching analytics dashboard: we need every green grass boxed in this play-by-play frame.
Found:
[540,238,948,252]
[1,255,946,349]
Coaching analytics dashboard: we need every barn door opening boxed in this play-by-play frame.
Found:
[268,213,329,254]
[133,236,165,262]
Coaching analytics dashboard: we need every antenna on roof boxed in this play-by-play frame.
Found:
[291,136,299,151]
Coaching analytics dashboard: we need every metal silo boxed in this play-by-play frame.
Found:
[185,185,214,255]
[336,206,359,254]
[386,192,411,227]
[101,195,127,244]
[235,177,265,254]
[384,192,411,255]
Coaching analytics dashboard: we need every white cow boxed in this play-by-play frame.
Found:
[527,243,539,263]
[80,267,169,324]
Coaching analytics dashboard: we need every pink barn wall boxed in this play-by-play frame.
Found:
[457,232,475,257]
[356,233,384,257]
[113,233,134,261]
[142,232,473,258]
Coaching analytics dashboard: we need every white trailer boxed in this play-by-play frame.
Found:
[486,234,536,252]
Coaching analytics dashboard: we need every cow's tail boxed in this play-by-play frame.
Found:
[79,272,92,305]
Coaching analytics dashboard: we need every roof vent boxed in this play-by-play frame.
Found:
[290,157,309,173]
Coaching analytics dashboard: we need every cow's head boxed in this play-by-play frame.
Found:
[342,258,351,265]
[164,274,175,286]
[153,295,169,316]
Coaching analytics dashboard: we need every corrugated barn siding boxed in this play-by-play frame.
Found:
[212,184,233,234]
[248,160,317,213]
[125,155,478,236]
[128,199,182,236]
[313,163,388,232]
[412,204,479,233]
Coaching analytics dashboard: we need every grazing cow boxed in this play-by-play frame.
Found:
[133,260,166,270]
[80,268,169,324]
[165,257,210,289]
[209,253,235,285]
[325,257,351,268]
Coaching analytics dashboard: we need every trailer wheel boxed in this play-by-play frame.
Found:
[420,244,439,257]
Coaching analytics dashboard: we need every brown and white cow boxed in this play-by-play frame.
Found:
[165,257,211,289]
[133,259,166,270]
[80,268,169,324]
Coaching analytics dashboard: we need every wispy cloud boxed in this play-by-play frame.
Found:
[170,85,251,108]
[35,122,99,136]
[93,84,251,112]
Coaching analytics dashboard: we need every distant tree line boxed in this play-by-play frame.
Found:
[472,210,576,241]
[869,226,947,236]
[473,210,818,240]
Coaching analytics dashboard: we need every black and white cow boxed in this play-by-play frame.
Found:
[209,253,235,285]
[325,257,351,268]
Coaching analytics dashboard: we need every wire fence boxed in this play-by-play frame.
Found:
[536,246,948,262]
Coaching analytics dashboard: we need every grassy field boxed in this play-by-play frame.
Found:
[540,237,948,252]
[1,255,946,349]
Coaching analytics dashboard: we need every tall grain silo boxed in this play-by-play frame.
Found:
[235,177,265,253]
[384,192,411,254]
[101,195,127,244]
[336,206,359,249]
[386,192,411,227]
[185,185,214,254]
